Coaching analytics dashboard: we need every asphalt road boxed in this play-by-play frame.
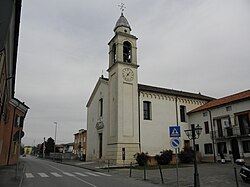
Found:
[21,156,161,187]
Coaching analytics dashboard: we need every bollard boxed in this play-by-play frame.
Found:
[158,164,164,184]
[129,162,132,177]
[234,167,239,187]
[108,160,110,172]
[143,163,147,180]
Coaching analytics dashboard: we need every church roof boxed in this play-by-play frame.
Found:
[188,89,250,114]
[138,84,214,101]
[114,13,131,31]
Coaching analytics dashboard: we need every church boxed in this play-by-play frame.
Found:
[86,12,214,164]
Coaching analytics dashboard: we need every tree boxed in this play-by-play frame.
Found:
[45,137,55,154]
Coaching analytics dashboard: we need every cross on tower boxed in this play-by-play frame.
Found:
[118,3,126,13]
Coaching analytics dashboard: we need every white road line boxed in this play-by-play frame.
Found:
[85,172,99,176]
[38,173,49,177]
[94,172,112,176]
[25,173,34,178]
[74,172,88,177]
[63,172,75,177]
[51,172,62,177]
[47,164,97,187]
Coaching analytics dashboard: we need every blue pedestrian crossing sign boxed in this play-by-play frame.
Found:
[169,126,181,137]
[170,138,181,149]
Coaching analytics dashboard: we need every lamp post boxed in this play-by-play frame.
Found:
[184,124,202,187]
[53,122,58,161]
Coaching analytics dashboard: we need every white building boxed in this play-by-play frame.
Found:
[188,90,250,163]
[86,13,213,164]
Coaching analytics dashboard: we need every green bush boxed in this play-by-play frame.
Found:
[179,147,194,163]
[134,152,149,166]
[155,149,173,165]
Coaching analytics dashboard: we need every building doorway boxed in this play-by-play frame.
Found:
[231,138,240,162]
[98,133,103,159]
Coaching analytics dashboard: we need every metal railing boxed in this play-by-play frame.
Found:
[210,126,250,139]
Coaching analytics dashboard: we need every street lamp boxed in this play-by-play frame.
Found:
[184,124,202,187]
[53,122,58,161]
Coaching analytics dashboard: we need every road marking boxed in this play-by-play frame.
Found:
[63,172,75,176]
[38,173,49,177]
[51,172,62,177]
[94,172,112,176]
[74,172,88,177]
[47,164,97,187]
[25,173,34,178]
[85,172,99,176]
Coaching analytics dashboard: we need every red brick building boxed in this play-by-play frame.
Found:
[0,0,29,165]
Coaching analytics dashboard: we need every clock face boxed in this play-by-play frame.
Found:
[122,68,134,81]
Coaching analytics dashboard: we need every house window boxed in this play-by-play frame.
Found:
[143,101,151,120]
[204,121,209,134]
[226,106,232,111]
[184,140,190,148]
[14,115,20,127]
[19,116,24,127]
[203,112,208,117]
[195,144,200,152]
[238,113,250,135]
[217,142,227,154]
[243,141,250,153]
[112,43,116,64]
[123,41,132,63]
[204,143,213,154]
[99,98,103,117]
[180,105,186,122]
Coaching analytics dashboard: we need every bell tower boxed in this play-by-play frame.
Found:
[106,8,140,164]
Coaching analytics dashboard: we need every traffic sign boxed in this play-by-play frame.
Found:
[170,138,181,149]
[169,126,181,137]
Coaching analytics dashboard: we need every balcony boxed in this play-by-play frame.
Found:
[210,126,250,139]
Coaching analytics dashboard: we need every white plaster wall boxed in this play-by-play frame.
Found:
[86,79,109,161]
[139,92,207,156]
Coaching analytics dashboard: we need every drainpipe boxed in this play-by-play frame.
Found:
[208,109,216,163]
[138,92,141,152]
[175,96,179,126]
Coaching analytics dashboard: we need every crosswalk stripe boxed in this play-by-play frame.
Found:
[25,173,34,178]
[74,172,88,177]
[85,172,99,176]
[51,172,62,177]
[38,173,49,178]
[94,172,112,176]
[63,172,75,176]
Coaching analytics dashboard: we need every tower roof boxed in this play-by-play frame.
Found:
[114,13,131,32]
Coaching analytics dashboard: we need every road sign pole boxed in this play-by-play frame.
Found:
[176,148,179,187]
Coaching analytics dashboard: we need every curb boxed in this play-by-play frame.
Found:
[59,162,100,172]
[18,165,26,187]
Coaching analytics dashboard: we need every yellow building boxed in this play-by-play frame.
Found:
[24,146,32,155]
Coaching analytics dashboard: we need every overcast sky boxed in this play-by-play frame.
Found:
[16,0,250,146]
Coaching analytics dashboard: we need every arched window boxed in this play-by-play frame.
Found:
[123,41,131,63]
[112,43,116,64]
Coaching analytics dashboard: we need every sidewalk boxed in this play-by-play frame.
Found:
[61,159,250,187]
[0,162,25,187]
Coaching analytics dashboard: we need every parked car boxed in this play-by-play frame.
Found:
[240,164,250,183]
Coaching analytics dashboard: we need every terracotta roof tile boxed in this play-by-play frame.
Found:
[189,89,250,113]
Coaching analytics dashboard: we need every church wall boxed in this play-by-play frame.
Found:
[139,91,207,156]
[86,80,109,161]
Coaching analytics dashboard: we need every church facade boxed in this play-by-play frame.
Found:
[86,13,213,164]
